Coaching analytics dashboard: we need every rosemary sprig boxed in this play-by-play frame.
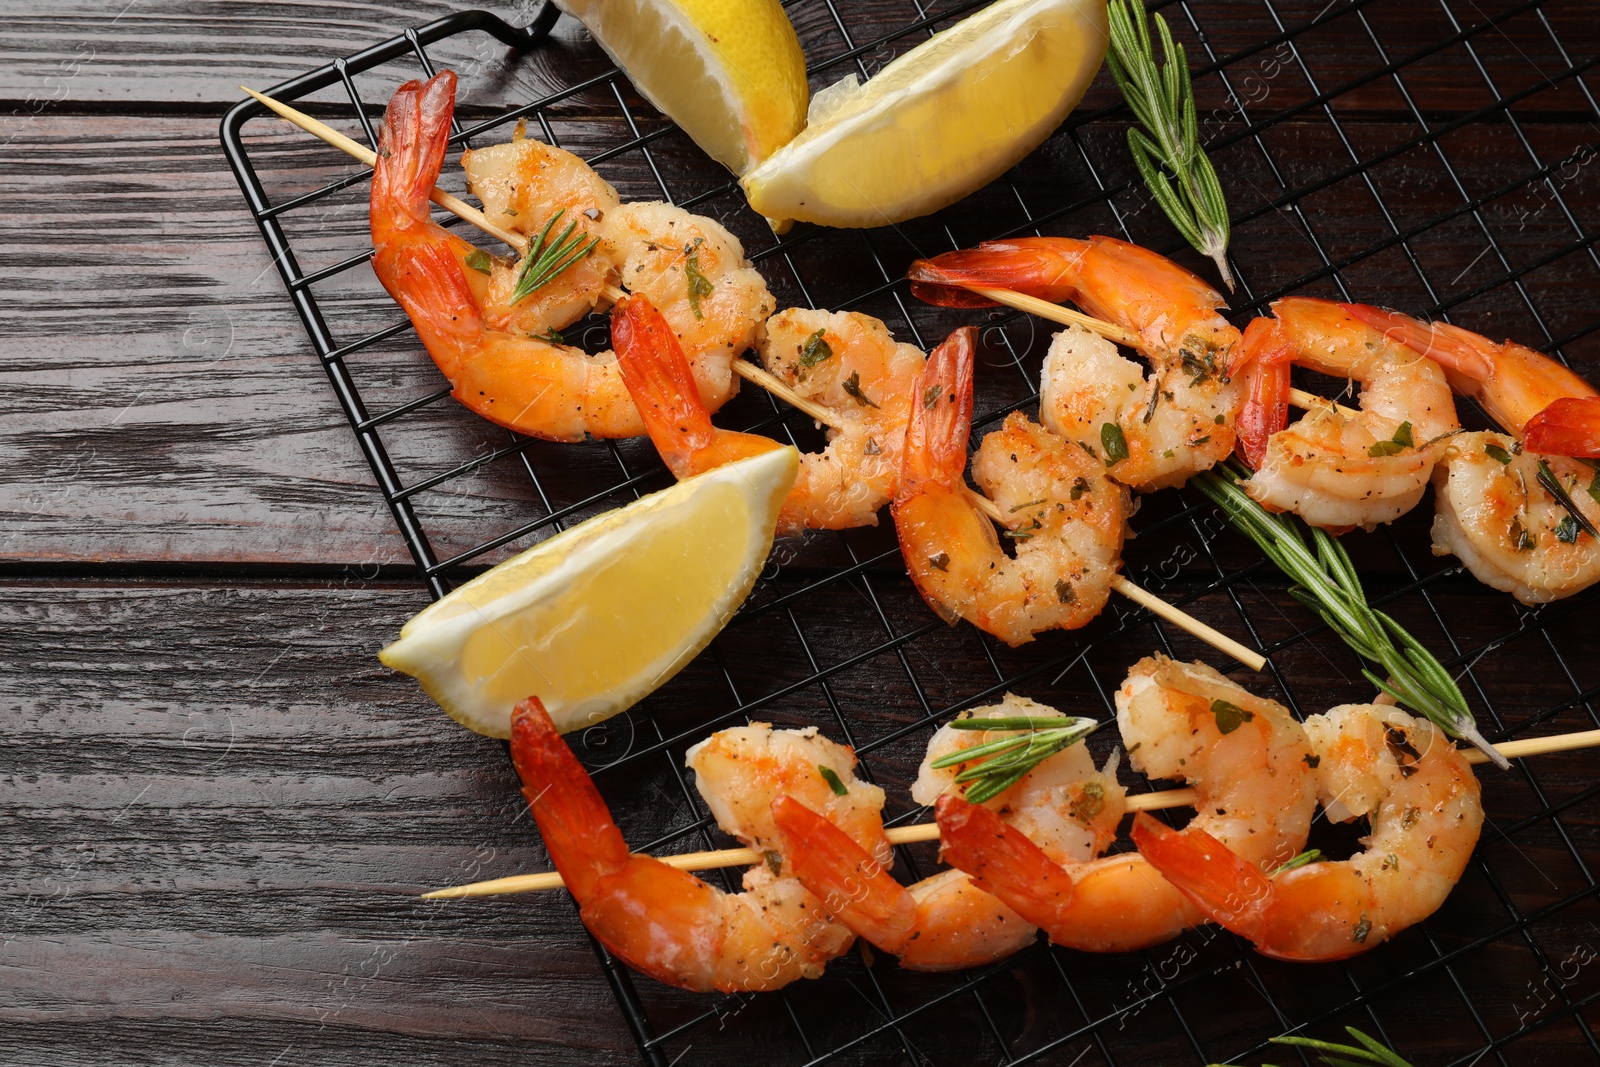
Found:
[509,210,600,306]
[1535,458,1600,541]
[931,715,1098,803]
[1106,0,1235,290]
[1211,1025,1414,1067]
[1191,461,1508,768]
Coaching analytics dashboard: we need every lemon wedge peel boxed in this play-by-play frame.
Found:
[379,448,799,738]
[553,0,808,175]
[741,0,1110,228]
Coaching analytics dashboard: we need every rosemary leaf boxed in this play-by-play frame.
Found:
[510,209,600,306]
[1107,0,1235,289]
[1191,462,1506,768]
[1536,458,1600,541]
[684,238,714,320]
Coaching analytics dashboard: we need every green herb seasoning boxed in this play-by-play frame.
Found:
[1101,422,1130,465]
[798,328,833,368]
[465,249,494,274]
[1557,515,1581,544]
[1069,476,1090,501]
[1367,421,1415,457]
[841,370,878,408]
[1269,848,1323,877]
[684,238,714,320]
[933,715,1099,804]
[817,765,849,797]
[1536,458,1600,541]
[1484,441,1513,465]
[1210,698,1253,735]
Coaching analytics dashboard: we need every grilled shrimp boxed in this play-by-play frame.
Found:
[771,695,1124,971]
[511,697,889,993]
[370,72,771,442]
[612,297,923,536]
[909,236,1244,490]
[1136,703,1483,961]
[936,657,1318,953]
[1344,305,1600,603]
[891,327,1129,646]
[1235,297,1461,532]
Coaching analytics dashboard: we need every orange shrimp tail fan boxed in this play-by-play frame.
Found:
[612,294,718,470]
[934,795,1078,927]
[1523,396,1600,458]
[1233,316,1293,469]
[509,697,630,898]
[1130,812,1271,933]
[899,326,976,490]
[371,70,457,224]
[771,796,915,948]
[906,237,1087,308]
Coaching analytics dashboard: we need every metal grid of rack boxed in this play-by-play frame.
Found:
[222,2,1600,1063]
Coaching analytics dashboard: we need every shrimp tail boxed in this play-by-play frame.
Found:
[771,795,915,950]
[934,795,1077,929]
[1234,317,1292,469]
[613,294,718,475]
[509,697,630,900]
[371,71,458,230]
[1129,812,1270,936]
[1522,396,1600,458]
[1340,303,1495,383]
[907,238,1087,308]
[899,326,977,491]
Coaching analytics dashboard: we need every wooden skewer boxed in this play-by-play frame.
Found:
[245,85,1261,674]
[239,85,533,256]
[420,727,1600,898]
[1289,387,1360,418]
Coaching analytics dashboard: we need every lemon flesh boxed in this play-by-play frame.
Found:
[554,0,808,175]
[380,448,799,737]
[741,0,1108,227]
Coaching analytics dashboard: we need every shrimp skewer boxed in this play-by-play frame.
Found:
[935,656,1318,953]
[909,236,1244,491]
[1136,702,1483,961]
[1342,305,1600,603]
[892,327,1130,646]
[510,696,889,993]
[771,695,1124,971]
[369,72,772,442]
[613,294,925,537]
[1233,297,1462,532]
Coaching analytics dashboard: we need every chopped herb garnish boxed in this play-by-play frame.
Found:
[1101,422,1130,465]
[763,849,783,876]
[534,328,566,345]
[684,238,714,320]
[1511,517,1534,552]
[1002,519,1041,540]
[1190,434,1211,446]
[1069,476,1090,501]
[1214,413,1225,424]
[1557,515,1581,544]
[923,384,944,409]
[933,715,1099,803]
[1352,914,1373,944]
[1367,420,1415,457]
[1211,698,1253,735]
[465,248,494,274]
[1056,579,1077,604]
[817,765,849,797]
[1484,442,1513,465]
[1536,458,1600,541]
[1070,781,1105,821]
[1010,498,1048,513]
[1078,440,1099,460]
[841,370,878,408]
[928,552,950,572]
[510,210,600,306]
[798,328,833,368]
[1269,848,1323,877]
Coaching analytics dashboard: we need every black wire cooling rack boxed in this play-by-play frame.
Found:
[222,2,1600,1063]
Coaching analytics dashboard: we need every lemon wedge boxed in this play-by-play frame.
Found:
[554,0,808,175]
[380,448,799,737]
[741,0,1108,227]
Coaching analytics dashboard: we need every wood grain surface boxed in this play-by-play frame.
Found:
[3,1,1599,1065]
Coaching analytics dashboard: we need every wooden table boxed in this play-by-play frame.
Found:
[4,2,1598,1064]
